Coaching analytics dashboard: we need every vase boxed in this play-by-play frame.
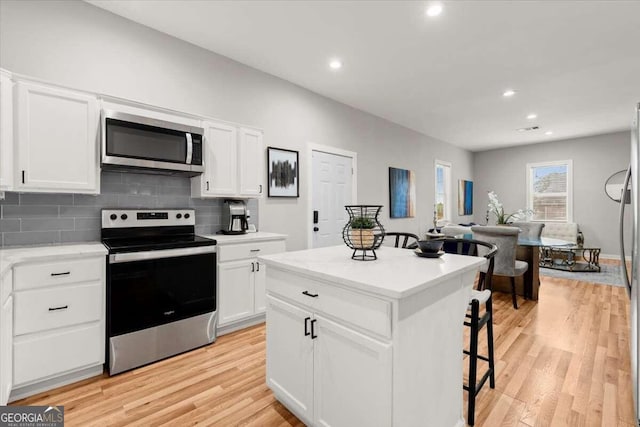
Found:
[342,205,385,261]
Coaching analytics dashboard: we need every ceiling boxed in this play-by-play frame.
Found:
[86,1,640,151]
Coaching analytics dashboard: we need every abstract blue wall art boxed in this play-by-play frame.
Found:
[458,180,473,215]
[389,167,416,218]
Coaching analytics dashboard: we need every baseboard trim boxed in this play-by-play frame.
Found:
[217,314,265,336]
[9,365,104,403]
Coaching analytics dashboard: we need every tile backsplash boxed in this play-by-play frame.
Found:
[0,171,258,247]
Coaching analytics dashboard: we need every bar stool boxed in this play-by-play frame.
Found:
[440,237,497,426]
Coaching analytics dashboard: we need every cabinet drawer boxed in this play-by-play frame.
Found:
[267,268,391,338]
[14,257,103,291]
[14,322,103,386]
[218,240,285,263]
[14,282,102,336]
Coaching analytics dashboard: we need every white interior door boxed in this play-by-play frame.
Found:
[312,151,353,248]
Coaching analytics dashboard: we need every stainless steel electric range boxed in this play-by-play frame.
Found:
[101,209,217,375]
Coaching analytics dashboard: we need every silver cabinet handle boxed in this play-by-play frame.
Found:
[259,184,263,193]
[48,305,68,311]
[251,262,255,272]
[256,262,260,271]
[250,249,261,252]
[206,181,210,191]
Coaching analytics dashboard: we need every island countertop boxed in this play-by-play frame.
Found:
[258,245,484,299]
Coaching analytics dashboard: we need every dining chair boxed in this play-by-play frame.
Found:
[385,232,419,249]
[510,222,545,240]
[439,237,498,426]
[471,226,528,309]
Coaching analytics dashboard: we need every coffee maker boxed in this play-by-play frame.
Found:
[221,200,249,234]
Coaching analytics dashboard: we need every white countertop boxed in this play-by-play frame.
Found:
[0,242,107,278]
[204,232,287,245]
[258,245,484,299]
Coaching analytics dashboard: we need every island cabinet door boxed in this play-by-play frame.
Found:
[313,314,392,427]
[266,295,314,424]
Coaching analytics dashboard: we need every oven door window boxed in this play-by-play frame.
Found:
[106,118,188,164]
[109,253,216,336]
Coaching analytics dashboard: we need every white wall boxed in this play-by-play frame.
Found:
[0,0,473,251]
[473,131,631,255]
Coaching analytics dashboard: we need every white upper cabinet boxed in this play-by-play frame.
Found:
[0,70,13,191]
[238,127,264,197]
[191,122,264,199]
[192,121,237,197]
[15,81,99,194]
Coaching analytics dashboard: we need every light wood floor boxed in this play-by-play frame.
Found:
[14,269,635,426]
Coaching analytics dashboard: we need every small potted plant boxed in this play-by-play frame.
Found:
[349,216,376,248]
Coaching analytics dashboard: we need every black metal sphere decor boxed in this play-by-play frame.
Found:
[342,205,385,261]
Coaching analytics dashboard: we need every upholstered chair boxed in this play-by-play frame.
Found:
[510,222,545,240]
[471,226,528,309]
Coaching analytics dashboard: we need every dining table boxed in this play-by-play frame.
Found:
[491,236,573,301]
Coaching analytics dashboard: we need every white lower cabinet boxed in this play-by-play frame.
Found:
[218,260,255,325]
[266,295,392,427]
[0,249,106,403]
[216,237,286,332]
[0,295,12,405]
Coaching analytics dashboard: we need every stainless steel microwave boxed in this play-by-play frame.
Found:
[101,110,205,176]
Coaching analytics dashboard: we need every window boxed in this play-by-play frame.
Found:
[435,160,452,223]
[526,160,573,222]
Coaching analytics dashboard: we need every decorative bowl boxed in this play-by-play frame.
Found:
[417,239,444,254]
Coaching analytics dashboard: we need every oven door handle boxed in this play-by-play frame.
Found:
[109,245,216,264]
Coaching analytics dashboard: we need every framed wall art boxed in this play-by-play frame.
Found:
[389,167,416,218]
[267,147,299,197]
[458,179,473,215]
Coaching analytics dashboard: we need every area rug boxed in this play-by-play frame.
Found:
[539,264,625,287]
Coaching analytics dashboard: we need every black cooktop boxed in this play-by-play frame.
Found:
[103,234,216,253]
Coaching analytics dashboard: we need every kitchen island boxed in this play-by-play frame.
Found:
[258,245,485,427]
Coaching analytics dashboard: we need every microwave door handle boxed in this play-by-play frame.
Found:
[186,133,193,164]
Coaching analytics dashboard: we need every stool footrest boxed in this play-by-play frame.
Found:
[463,350,490,363]
[463,369,493,395]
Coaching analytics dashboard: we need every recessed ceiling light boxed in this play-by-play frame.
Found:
[502,89,516,97]
[426,3,443,17]
[329,59,342,70]
[545,131,553,135]
[527,113,537,120]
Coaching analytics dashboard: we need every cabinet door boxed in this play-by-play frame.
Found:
[254,260,266,314]
[15,81,99,193]
[313,314,392,427]
[238,127,263,197]
[218,260,254,326]
[0,296,13,405]
[195,121,237,197]
[0,72,13,191]
[266,295,314,424]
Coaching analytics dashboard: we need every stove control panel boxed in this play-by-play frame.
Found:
[102,209,195,228]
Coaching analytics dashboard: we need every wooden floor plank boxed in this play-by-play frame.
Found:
[11,272,636,426]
